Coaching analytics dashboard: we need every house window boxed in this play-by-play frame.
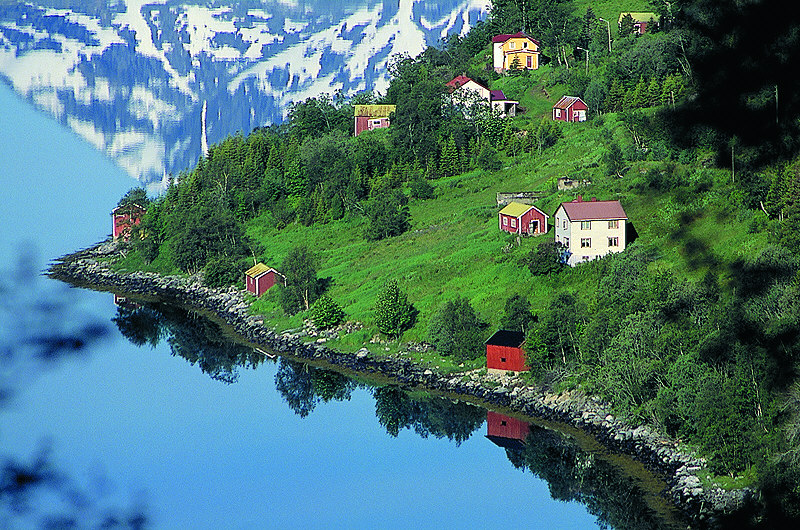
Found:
[510,218,516,228]
[608,237,619,247]
[503,217,508,226]
[581,220,591,230]
[581,238,591,248]
[555,108,561,118]
[608,220,619,229]
[523,41,528,49]
[562,220,567,229]
[564,238,569,247]
[501,357,507,363]
[510,42,516,50]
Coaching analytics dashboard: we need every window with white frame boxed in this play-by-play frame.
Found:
[608,237,619,247]
[581,220,591,230]
[503,217,508,226]
[608,219,619,229]
[510,218,517,228]
[581,238,591,248]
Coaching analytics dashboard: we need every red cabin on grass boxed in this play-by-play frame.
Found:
[486,330,528,373]
[485,411,530,450]
[498,202,548,236]
[552,95,588,122]
[111,203,146,241]
[244,263,284,296]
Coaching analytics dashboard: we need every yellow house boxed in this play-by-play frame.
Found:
[492,32,541,72]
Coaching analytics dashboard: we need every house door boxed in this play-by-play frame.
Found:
[526,55,532,68]
[529,220,539,234]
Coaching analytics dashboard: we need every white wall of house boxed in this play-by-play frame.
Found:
[554,206,626,266]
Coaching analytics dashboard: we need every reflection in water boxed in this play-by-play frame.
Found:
[112,301,267,383]
[0,248,148,528]
[111,298,687,528]
[486,412,683,530]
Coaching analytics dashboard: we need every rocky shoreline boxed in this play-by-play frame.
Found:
[48,240,755,527]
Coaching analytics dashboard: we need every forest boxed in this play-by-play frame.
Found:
[113,0,800,522]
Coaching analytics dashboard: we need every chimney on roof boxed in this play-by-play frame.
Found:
[576,195,583,202]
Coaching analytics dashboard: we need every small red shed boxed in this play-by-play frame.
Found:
[244,263,284,296]
[486,411,530,448]
[486,330,528,373]
[498,202,548,236]
[111,203,146,241]
[552,95,588,122]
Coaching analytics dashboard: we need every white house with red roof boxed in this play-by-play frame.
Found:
[554,196,628,266]
[446,75,518,117]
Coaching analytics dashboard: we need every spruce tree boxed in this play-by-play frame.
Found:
[374,280,417,339]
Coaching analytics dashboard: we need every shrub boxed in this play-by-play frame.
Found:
[310,295,345,329]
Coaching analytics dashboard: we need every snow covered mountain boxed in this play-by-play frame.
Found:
[0,0,489,184]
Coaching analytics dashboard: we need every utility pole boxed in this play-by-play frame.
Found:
[577,47,589,74]
[598,17,612,53]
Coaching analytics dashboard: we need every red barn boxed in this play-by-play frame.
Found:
[486,411,530,450]
[486,330,528,373]
[244,263,284,296]
[111,203,146,241]
[498,202,548,236]
[552,95,588,122]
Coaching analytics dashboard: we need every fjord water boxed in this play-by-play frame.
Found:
[0,84,617,528]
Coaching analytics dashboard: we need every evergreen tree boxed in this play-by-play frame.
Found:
[428,296,486,361]
[374,280,417,339]
[310,295,345,330]
[647,78,662,107]
[500,294,536,334]
[439,135,460,178]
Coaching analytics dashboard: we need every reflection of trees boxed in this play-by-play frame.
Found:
[274,359,357,417]
[503,425,681,530]
[373,385,485,444]
[112,303,265,383]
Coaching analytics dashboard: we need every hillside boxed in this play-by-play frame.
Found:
[110,0,800,523]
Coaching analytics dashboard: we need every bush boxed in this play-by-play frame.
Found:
[525,241,567,276]
[204,256,243,288]
[310,295,345,329]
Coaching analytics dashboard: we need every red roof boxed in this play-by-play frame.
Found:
[553,95,586,110]
[492,32,540,45]
[490,89,507,101]
[446,75,488,92]
[560,199,627,221]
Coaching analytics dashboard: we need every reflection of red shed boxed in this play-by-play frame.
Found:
[486,330,528,373]
[486,411,530,448]
[245,263,284,296]
[498,202,548,236]
[112,203,146,241]
[553,95,588,122]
